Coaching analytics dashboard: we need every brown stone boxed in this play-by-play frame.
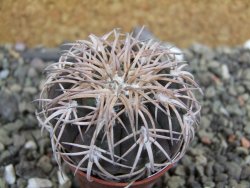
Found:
[241,137,250,149]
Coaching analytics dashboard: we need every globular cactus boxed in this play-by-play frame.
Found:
[36,29,201,184]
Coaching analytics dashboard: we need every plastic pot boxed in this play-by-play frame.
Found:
[69,164,173,188]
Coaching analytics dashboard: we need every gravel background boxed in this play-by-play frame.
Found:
[0,43,250,188]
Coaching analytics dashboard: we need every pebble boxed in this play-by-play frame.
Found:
[181,155,192,167]
[16,178,27,188]
[195,155,207,166]
[214,173,228,182]
[238,181,250,188]
[4,164,16,185]
[0,69,9,79]
[205,161,214,177]
[0,142,4,151]
[228,179,239,187]
[174,165,186,176]
[57,171,72,188]
[9,84,22,92]
[23,86,37,94]
[3,119,24,133]
[25,140,37,150]
[225,162,242,180]
[236,147,249,155]
[27,67,37,78]
[0,178,7,188]
[243,69,250,81]
[1,42,250,187]
[30,58,46,71]
[167,176,185,188]
[195,165,204,176]
[27,178,52,188]
[205,86,216,98]
[241,137,250,148]
[0,90,18,122]
[200,116,211,129]
[15,161,46,179]
[13,134,26,147]
[15,42,26,52]
[243,39,250,49]
[37,156,53,174]
[245,156,250,164]
[221,64,230,80]
[241,166,250,180]
[203,181,215,188]
[0,129,12,146]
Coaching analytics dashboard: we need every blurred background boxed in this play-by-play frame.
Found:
[1,0,250,47]
[1,1,250,188]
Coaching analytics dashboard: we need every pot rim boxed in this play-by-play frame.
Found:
[70,163,174,187]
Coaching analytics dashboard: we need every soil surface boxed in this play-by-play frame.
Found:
[1,40,250,187]
[1,0,250,47]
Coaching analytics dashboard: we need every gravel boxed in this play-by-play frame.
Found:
[0,42,250,187]
[4,164,16,185]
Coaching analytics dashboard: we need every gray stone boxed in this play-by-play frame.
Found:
[214,163,225,174]
[244,124,250,134]
[216,182,227,188]
[4,164,16,185]
[0,142,4,151]
[203,181,215,188]
[195,165,204,176]
[174,165,186,176]
[205,161,214,177]
[0,69,9,79]
[24,140,37,150]
[15,42,26,51]
[195,154,207,166]
[0,90,18,122]
[206,86,216,98]
[27,178,52,188]
[221,64,230,80]
[200,116,211,129]
[181,155,192,167]
[3,120,24,133]
[237,85,246,94]
[37,156,53,174]
[27,67,37,78]
[30,58,46,71]
[244,39,250,49]
[236,147,249,155]
[238,181,250,188]
[188,181,202,188]
[167,176,185,188]
[23,86,37,94]
[245,156,250,164]
[13,134,26,147]
[16,179,27,188]
[227,104,243,116]
[214,173,228,182]
[9,84,22,92]
[241,166,250,180]
[225,162,242,180]
[228,179,239,187]
[0,178,7,188]
[208,60,220,69]
[243,69,250,81]
[228,85,237,96]
[0,129,12,146]
[16,161,46,179]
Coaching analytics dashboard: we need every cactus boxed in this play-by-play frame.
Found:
[36,29,201,184]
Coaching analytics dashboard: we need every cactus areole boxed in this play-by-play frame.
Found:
[36,29,201,185]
